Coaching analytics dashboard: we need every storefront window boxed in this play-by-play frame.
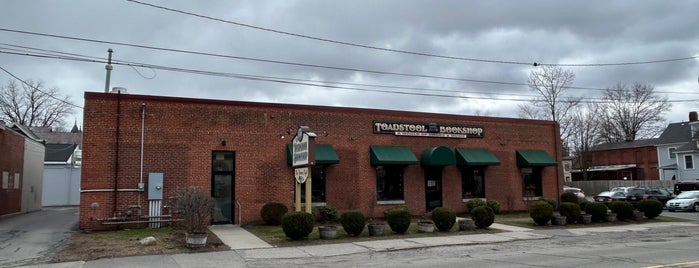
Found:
[300,165,327,204]
[461,167,485,199]
[376,165,404,201]
[521,167,542,197]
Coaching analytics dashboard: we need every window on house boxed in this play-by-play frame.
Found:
[461,167,485,199]
[685,155,694,169]
[376,165,405,201]
[300,165,327,203]
[521,167,543,197]
[669,147,677,159]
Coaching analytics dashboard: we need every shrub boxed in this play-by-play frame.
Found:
[281,211,314,240]
[637,199,664,219]
[486,200,501,214]
[339,210,366,236]
[529,201,553,226]
[579,200,589,212]
[560,192,581,204]
[585,202,608,222]
[539,197,558,211]
[558,202,581,224]
[466,199,487,213]
[316,205,339,223]
[470,206,495,228]
[384,206,411,234]
[260,202,288,225]
[430,207,456,232]
[173,187,214,234]
[609,201,634,221]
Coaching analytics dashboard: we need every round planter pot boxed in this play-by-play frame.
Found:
[417,221,435,233]
[367,223,386,236]
[185,232,208,248]
[633,211,645,221]
[551,216,567,226]
[579,214,592,224]
[458,219,476,231]
[318,226,338,239]
[605,213,617,222]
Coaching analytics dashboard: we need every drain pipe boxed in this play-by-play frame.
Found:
[114,91,121,216]
[138,104,146,207]
[236,198,242,224]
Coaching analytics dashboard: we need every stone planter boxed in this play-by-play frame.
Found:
[579,214,592,224]
[417,221,435,233]
[367,223,386,236]
[318,225,338,239]
[458,219,476,231]
[551,215,567,226]
[185,232,208,248]
[633,211,645,221]
[605,213,617,222]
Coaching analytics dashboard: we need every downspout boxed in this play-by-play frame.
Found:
[554,122,562,201]
[138,103,145,211]
[114,91,121,215]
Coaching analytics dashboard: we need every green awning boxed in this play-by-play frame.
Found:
[286,144,340,165]
[421,146,456,166]
[370,146,419,166]
[516,150,557,167]
[455,148,500,166]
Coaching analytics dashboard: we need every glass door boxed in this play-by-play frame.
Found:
[425,166,443,211]
[212,151,235,224]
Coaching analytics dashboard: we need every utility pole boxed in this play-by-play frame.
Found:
[104,48,113,93]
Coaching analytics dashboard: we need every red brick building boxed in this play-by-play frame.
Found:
[0,123,25,216]
[80,92,563,229]
[573,139,659,181]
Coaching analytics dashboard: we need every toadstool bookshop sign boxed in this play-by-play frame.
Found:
[292,127,316,167]
[373,121,484,139]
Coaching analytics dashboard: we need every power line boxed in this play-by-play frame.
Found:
[126,0,699,67]
[3,49,697,104]
[0,65,83,109]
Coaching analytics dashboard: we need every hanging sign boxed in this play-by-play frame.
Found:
[295,167,309,184]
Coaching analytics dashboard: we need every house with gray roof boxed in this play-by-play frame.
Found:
[30,123,82,206]
[658,112,699,181]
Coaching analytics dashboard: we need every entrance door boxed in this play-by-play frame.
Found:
[212,151,235,224]
[425,166,443,211]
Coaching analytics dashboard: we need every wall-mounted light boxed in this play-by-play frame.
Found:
[279,134,285,139]
[221,140,227,146]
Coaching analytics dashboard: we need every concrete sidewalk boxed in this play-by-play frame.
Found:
[19,221,699,268]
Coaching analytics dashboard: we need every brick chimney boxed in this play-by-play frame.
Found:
[690,111,698,122]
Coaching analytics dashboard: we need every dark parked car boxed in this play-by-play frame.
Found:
[674,181,699,195]
[593,191,626,205]
[625,187,675,206]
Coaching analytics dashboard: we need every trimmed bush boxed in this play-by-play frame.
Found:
[486,200,502,214]
[529,201,553,226]
[281,211,314,240]
[339,210,366,236]
[579,200,589,212]
[637,199,664,219]
[558,202,581,224]
[560,192,581,204]
[466,199,487,213]
[430,207,456,232]
[539,197,558,211]
[609,201,634,221]
[261,202,288,225]
[316,205,339,223]
[471,206,495,228]
[384,206,411,234]
[585,202,608,222]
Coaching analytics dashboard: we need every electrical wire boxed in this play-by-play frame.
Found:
[0,65,83,109]
[125,0,699,67]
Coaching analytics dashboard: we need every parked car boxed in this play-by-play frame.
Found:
[610,186,633,194]
[625,187,675,206]
[665,190,699,212]
[593,191,626,205]
[673,181,699,195]
[563,186,585,199]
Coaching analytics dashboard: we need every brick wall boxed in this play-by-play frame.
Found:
[0,128,25,216]
[587,146,659,180]
[81,92,562,229]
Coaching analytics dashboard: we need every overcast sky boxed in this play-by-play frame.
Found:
[1,1,698,130]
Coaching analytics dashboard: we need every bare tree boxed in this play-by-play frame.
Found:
[519,65,581,152]
[0,79,74,128]
[568,104,603,180]
[597,82,670,143]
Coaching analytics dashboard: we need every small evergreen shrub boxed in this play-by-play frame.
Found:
[339,210,366,236]
[470,206,495,228]
[384,206,411,234]
[430,207,456,232]
[529,201,553,226]
[260,202,288,225]
[560,192,581,204]
[637,199,664,219]
[316,205,339,223]
[558,202,581,224]
[609,201,634,221]
[539,197,558,211]
[466,199,487,213]
[486,200,502,214]
[579,200,589,212]
[585,202,608,222]
[281,211,314,240]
